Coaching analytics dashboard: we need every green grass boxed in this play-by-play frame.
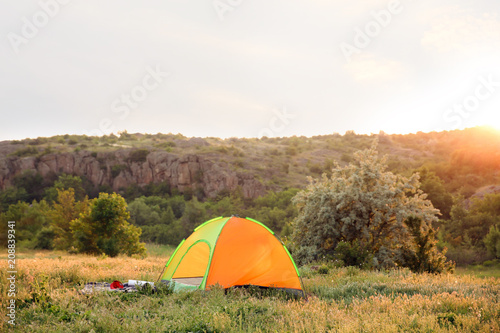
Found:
[1,254,499,332]
[456,262,500,279]
[144,243,176,258]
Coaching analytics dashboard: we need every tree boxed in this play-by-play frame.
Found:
[415,167,453,219]
[291,143,453,272]
[71,192,146,257]
[128,196,181,245]
[446,194,500,249]
[50,188,88,250]
[128,197,162,226]
[12,170,48,203]
[44,174,86,202]
[0,200,53,248]
[484,225,500,258]
[181,197,207,237]
[399,216,453,273]
[0,187,28,212]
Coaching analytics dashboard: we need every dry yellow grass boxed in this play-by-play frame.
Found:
[0,251,499,332]
[0,250,165,302]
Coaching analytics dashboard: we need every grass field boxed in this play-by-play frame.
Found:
[1,246,499,332]
[455,263,500,279]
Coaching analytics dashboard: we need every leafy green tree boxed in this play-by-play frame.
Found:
[71,192,146,257]
[12,170,48,203]
[128,196,180,245]
[141,220,183,245]
[143,180,171,198]
[399,216,453,273]
[246,188,299,234]
[207,193,245,218]
[415,168,453,219]
[484,225,500,258]
[181,197,207,236]
[50,188,88,250]
[167,195,186,219]
[0,187,28,212]
[446,194,500,249]
[44,174,86,202]
[128,197,162,226]
[0,200,53,248]
[291,144,452,272]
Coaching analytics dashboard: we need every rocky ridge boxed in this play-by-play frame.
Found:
[0,150,265,198]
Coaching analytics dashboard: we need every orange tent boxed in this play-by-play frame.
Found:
[159,216,304,295]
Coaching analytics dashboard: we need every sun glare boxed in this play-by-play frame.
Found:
[477,110,500,131]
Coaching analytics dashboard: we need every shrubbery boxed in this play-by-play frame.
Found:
[128,149,149,163]
[290,144,454,273]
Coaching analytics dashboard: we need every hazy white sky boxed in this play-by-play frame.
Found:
[1,0,499,140]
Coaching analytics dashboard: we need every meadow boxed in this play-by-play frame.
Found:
[0,245,499,332]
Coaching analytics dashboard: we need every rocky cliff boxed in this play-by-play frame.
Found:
[0,150,266,198]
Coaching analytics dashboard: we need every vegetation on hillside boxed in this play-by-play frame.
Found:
[1,127,500,266]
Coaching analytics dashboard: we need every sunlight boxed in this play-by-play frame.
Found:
[476,109,500,132]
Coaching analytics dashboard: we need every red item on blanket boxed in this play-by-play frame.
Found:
[110,280,124,289]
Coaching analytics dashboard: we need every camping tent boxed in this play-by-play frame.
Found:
[159,216,304,295]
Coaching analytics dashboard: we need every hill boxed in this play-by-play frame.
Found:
[1,126,499,200]
[1,127,500,266]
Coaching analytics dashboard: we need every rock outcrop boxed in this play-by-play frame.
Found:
[0,150,266,198]
[464,184,500,208]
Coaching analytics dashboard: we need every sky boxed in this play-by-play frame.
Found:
[1,0,499,141]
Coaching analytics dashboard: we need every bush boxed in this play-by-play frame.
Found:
[482,260,496,267]
[318,265,329,275]
[128,149,149,163]
[34,227,55,250]
[334,240,372,268]
[308,163,323,174]
[285,147,297,156]
[111,164,128,178]
[10,146,39,157]
[154,142,176,149]
[291,143,453,273]
[445,246,488,266]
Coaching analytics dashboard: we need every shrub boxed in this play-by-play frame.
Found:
[291,143,453,273]
[340,153,352,163]
[154,141,176,149]
[333,240,372,268]
[285,147,297,156]
[111,164,128,178]
[318,265,329,275]
[128,149,149,163]
[308,163,323,174]
[482,260,495,267]
[216,146,228,154]
[10,146,39,157]
[34,226,56,250]
[28,137,48,145]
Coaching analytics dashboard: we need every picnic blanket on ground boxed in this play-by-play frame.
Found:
[80,280,155,294]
